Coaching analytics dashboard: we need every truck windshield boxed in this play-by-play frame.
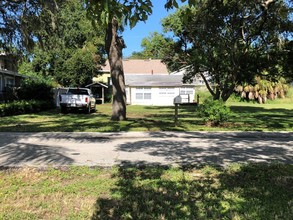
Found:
[67,89,89,95]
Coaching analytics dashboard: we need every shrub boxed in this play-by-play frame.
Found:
[17,78,54,102]
[198,98,232,126]
[234,77,290,104]
[0,100,53,117]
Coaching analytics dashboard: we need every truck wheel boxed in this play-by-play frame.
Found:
[93,104,96,112]
[86,103,91,114]
[61,106,67,114]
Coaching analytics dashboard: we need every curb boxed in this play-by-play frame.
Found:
[0,131,292,140]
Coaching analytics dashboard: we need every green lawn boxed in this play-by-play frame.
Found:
[1,164,292,219]
[0,99,292,132]
[1,97,292,219]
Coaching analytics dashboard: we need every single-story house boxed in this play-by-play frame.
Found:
[94,59,208,106]
[125,74,197,106]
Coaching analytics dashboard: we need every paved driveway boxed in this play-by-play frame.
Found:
[0,132,292,167]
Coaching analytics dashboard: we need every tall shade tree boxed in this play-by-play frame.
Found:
[0,0,59,52]
[85,0,196,121]
[1,0,105,87]
[25,0,105,87]
[162,0,293,101]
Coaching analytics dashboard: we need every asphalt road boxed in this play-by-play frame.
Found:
[0,132,292,167]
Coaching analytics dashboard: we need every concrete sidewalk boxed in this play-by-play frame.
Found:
[0,131,292,167]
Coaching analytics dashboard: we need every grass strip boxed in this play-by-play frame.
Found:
[1,163,292,219]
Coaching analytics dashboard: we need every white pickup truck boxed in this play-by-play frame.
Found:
[59,88,96,113]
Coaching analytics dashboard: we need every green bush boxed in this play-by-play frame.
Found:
[17,78,54,102]
[0,100,53,117]
[198,98,232,126]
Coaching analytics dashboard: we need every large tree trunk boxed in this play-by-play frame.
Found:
[105,18,126,121]
[200,72,215,97]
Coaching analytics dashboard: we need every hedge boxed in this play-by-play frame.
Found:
[0,100,54,117]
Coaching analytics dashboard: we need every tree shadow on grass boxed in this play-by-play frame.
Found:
[0,110,125,132]
[125,118,184,131]
[145,106,197,119]
[219,163,293,219]
[91,165,215,219]
[91,163,293,219]
[230,106,293,130]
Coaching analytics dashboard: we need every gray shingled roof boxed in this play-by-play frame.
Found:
[125,74,197,87]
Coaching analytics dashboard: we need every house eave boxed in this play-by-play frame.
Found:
[126,83,196,87]
[0,69,27,78]
[85,82,108,88]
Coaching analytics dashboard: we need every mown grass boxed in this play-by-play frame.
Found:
[0,164,292,219]
[0,97,292,132]
[1,91,292,219]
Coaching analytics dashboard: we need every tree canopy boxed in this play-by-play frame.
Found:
[0,0,61,52]
[9,0,105,87]
[160,0,292,101]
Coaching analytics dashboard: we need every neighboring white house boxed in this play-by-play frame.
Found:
[125,74,197,106]
[96,59,204,106]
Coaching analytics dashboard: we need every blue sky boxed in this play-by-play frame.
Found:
[122,1,178,57]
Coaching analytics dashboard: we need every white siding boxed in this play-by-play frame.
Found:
[127,86,195,106]
[125,87,130,104]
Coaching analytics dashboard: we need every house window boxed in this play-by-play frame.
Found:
[144,93,151,99]
[159,87,175,96]
[180,87,193,95]
[135,87,151,100]
[136,93,143,100]
[5,77,14,87]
